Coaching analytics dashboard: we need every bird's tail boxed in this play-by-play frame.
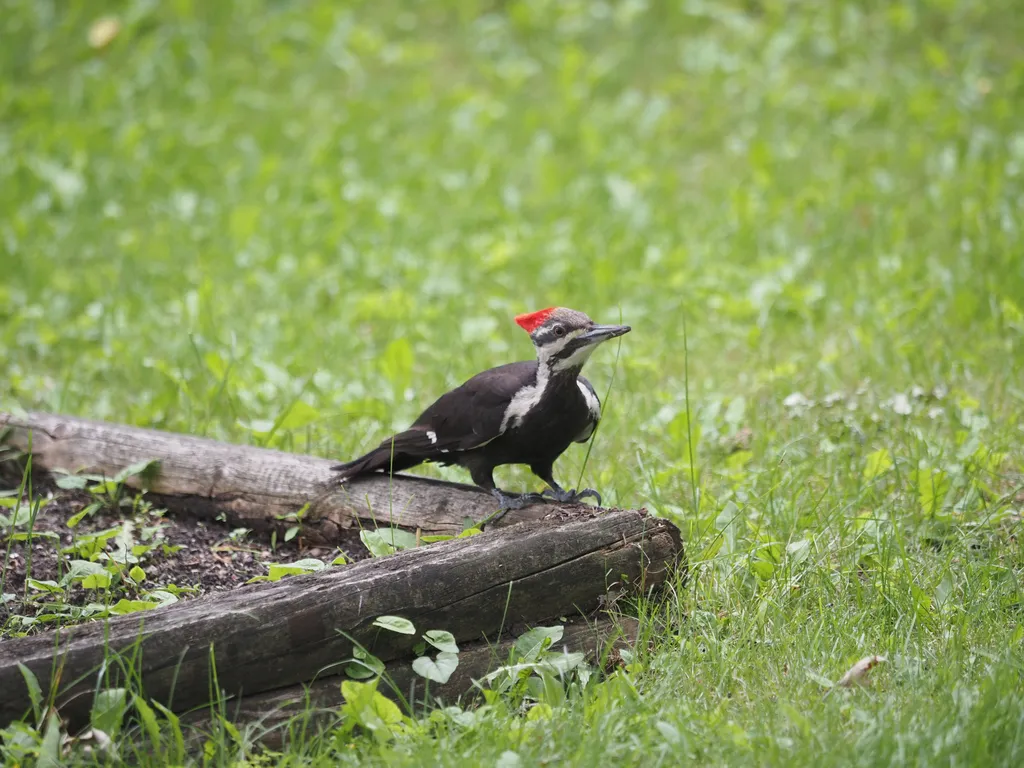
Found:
[331,448,390,481]
[331,436,423,482]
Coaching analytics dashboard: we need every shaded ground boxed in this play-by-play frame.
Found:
[1,484,369,637]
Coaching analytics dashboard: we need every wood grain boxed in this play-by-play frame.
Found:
[0,509,681,729]
[0,410,557,543]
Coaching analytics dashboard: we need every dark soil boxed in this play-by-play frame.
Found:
[1,485,369,638]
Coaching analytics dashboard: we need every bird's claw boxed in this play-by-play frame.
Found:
[541,487,603,506]
[488,489,546,521]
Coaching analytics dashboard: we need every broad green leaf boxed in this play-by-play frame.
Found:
[786,539,811,565]
[656,720,681,745]
[496,751,523,768]
[262,558,326,582]
[724,396,746,427]
[134,696,162,749]
[16,662,42,723]
[917,469,950,515]
[725,450,753,472]
[238,418,276,434]
[38,711,62,768]
[514,626,564,661]
[423,630,460,654]
[911,584,933,620]
[67,501,102,528]
[935,572,954,609]
[229,204,261,238]
[152,701,185,762]
[376,528,418,549]
[8,530,60,541]
[699,535,724,562]
[109,599,159,615]
[526,702,553,721]
[331,552,349,566]
[374,615,416,635]
[360,530,392,557]
[381,338,414,392]
[277,400,321,431]
[341,679,370,705]
[863,448,893,481]
[369,689,405,726]
[482,652,587,684]
[218,715,241,744]
[204,350,228,380]
[290,557,327,571]
[346,646,385,680]
[129,565,146,583]
[805,670,834,688]
[340,678,405,735]
[419,534,454,544]
[81,571,113,589]
[344,662,378,680]
[147,590,179,607]
[61,559,107,587]
[113,458,158,484]
[749,559,775,580]
[1000,297,1024,330]
[91,688,128,739]
[412,651,459,684]
[360,527,418,557]
[26,578,62,593]
[55,474,89,490]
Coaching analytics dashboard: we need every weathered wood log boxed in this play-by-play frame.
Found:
[192,616,638,747]
[0,410,558,544]
[0,509,682,730]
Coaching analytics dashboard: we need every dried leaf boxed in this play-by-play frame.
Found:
[836,654,887,688]
[88,17,121,50]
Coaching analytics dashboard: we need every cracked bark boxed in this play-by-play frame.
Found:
[0,507,683,731]
[0,410,560,543]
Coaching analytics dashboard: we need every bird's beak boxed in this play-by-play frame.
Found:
[580,324,631,345]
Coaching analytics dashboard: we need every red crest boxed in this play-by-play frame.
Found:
[514,307,556,333]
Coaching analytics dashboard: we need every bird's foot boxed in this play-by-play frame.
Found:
[487,488,546,523]
[541,487,603,506]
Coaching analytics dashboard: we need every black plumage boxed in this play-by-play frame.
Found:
[332,307,629,513]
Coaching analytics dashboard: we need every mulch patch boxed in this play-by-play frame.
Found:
[1,486,369,637]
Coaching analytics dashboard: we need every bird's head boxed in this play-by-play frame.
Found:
[514,307,631,372]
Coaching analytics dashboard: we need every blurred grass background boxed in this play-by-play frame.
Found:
[2,0,1024,763]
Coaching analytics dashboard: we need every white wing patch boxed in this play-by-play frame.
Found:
[499,364,551,433]
[577,380,601,419]
[574,380,601,442]
[426,430,438,444]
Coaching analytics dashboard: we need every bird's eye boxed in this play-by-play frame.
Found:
[553,325,566,337]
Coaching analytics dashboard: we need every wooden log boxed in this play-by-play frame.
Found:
[0,509,681,730]
[0,410,557,543]
[195,616,638,747]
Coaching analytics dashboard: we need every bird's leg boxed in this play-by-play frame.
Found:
[469,464,544,523]
[531,463,604,507]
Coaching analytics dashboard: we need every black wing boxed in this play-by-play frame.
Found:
[411,360,538,452]
[332,360,538,477]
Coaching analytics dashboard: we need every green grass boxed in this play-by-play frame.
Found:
[2,0,1024,764]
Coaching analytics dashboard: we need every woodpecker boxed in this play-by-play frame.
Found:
[332,307,630,515]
